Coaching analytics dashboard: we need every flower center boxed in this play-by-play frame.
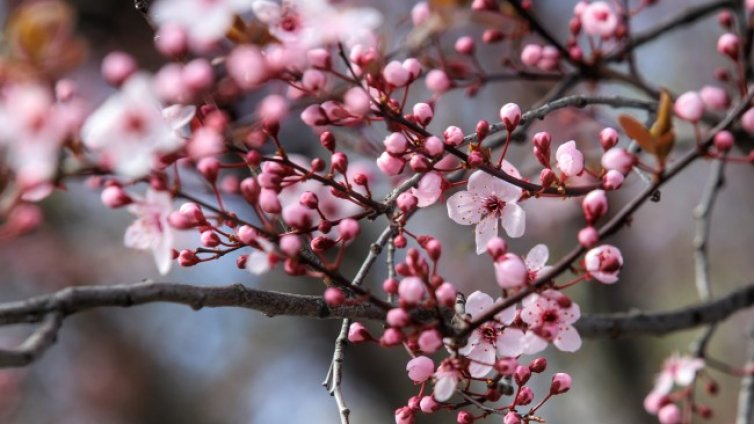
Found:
[542,309,559,323]
[483,195,505,217]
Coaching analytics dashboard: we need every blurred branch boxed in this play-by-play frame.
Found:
[606,0,736,62]
[0,312,61,367]
[576,282,754,337]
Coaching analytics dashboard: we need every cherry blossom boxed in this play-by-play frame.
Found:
[447,168,525,254]
[555,140,584,177]
[524,243,552,282]
[124,189,174,275]
[433,359,462,402]
[246,236,277,275]
[520,290,582,352]
[411,172,443,207]
[459,291,523,377]
[649,354,705,397]
[585,244,623,283]
[251,0,382,48]
[581,1,619,38]
[81,73,184,178]
[151,0,252,48]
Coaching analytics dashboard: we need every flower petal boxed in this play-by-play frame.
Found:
[521,332,548,355]
[501,203,525,238]
[496,328,525,357]
[246,250,272,275]
[447,191,483,225]
[466,343,495,378]
[468,170,521,201]
[525,244,549,271]
[553,325,582,352]
[433,372,457,402]
[475,215,499,255]
[494,302,517,325]
[465,291,493,320]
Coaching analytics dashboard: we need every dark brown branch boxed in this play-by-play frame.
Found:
[0,312,62,367]
[576,282,754,338]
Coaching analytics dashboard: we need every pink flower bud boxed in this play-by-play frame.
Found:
[227,45,268,89]
[515,386,534,405]
[348,322,371,343]
[599,127,619,150]
[411,1,430,26]
[302,69,326,93]
[581,1,619,37]
[742,108,754,134]
[384,132,408,154]
[387,307,411,327]
[457,411,474,424]
[258,94,289,124]
[538,46,561,71]
[601,147,635,174]
[714,130,734,152]
[380,328,404,347]
[5,203,42,235]
[188,127,224,159]
[307,48,331,69]
[486,237,508,259]
[311,236,336,252]
[585,244,623,283]
[434,282,457,307]
[324,287,346,306]
[331,152,348,173]
[101,51,137,87]
[240,177,261,204]
[200,230,220,247]
[300,105,328,127]
[504,412,522,424]
[259,189,282,214]
[578,226,599,247]
[383,278,399,294]
[494,253,527,288]
[178,249,198,267]
[418,329,443,353]
[344,87,371,117]
[410,154,430,172]
[556,140,584,177]
[444,126,465,146]
[424,136,444,157]
[550,372,572,395]
[399,276,426,304]
[717,33,740,59]
[182,58,213,93]
[495,358,518,375]
[279,234,301,257]
[236,225,256,245]
[338,218,360,241]
[197,157,220,183]
[383,60,411,87]
[155,23,188,57]
[413,102,434,126]
[514,365,531,385]
[455,36,475,55]
[674,91,705,122]
[540,168,556,187]
[101,186,132,208]
[395,406,415,424]
[521,44,543,66]
[419,396,439,413]
[582,189,608,223]
[426,69,451,94]
[403,58,422,79]
[397,192,419,213]
[467,151,484,167]
[180,202,204,222]
[529,357,547,373]
[377,152,405,176]
[658,404,681,424]
[500,103,522,130]
[699,85,730,110]
[425,239,442,261]
[602,169,624,190]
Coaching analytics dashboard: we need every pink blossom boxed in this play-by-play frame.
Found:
[578,226,599,247]
[521,44,543,66]
[556,140,584,177]
[459,291,524,377]
[124,189,174,275]
[443,126,464,146]
[398,277,426,304]
[582,189,608,223]
[347,322,370,343]
[714,130,734,152]
[673,91,705,122]
[384,132,408,154]
[151,0,253,48]
[524,244,552,282]
[581,1,618,38]
[495,253,528,289]
[81,73,183,178]
[246,236,277,275]
[601,147,635,174]
[742,108,754,134]
[447,169,525,255]
[717,33,740,59]
[521,290,582,352]
[411,2,430,26]
[101,51,137,87]
[418,329,443,353]
[585,244,623,283]
[550,372,573,394]
[650,354,705,397]
[599,127,619,150]
[394,406,415,424]
[406,356,435,383]
[500,103,521,130]
[227,45,269,90]
[411,172,443,207]
[699,85,730,110]
[413,103,434,126]
[602,169,624,190]
[657,404,681,424]
[426,69,451,94]
[433,360,462,402]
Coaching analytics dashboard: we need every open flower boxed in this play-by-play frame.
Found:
[525,243,552,282]
[151,0,252,47]
[585,244,623,283]
[459,291,524,378]
[81,73,184,178]
[124,189,174,275]
[520,290,581,353]
[644,354,705,414]
[447,169,525,255]
[433,359,462,402]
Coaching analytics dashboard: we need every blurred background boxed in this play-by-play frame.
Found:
[1,0,753,422]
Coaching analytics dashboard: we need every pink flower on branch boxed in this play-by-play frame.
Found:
[447,169,526,255]
[124,189,174,275]
[520,290,582,353]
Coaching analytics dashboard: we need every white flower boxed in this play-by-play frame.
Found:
[124,189,174,275]
[447,167,525,255]
[252,0,382,48]
[151,0,252,46]
[81,73,184,178]
[246,237,276,275]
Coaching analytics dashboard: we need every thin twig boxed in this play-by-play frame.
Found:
[0,312,62,367]
[736,320,754,424]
